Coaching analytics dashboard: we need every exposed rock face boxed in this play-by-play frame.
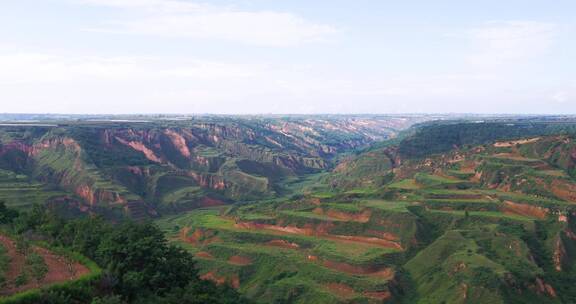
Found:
[93,125,343,173]
[0,117,411,217]
[553,236,567,272]
[115,137,163,163]
[0,134,131,212]
[552,213,576,272]
[163,129,191,158]
[534,277,557,298]
[187,172,226,190]
[75,185,125,206]
[0,141,33,156]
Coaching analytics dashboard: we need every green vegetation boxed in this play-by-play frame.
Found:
[0,170,66,210]
[398,120,576,159]
[0,244,9,288]
[2,117,576,303]
[388,179,421,190]
[0,205,247,304]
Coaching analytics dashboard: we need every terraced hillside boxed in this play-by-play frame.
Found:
[3,117,576,303]
[0,169,67,210]
[159,132,576,303]
[156,199,412,303]
[0,116,422,218]
[0,234,95,297]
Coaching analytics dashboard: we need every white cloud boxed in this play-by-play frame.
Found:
[0,52,266,85]
[552,91,568,103]
[75,0,338,47]
[550,82,576,104]
[76,0,205,12]
[467,21,557,66]
[0,50,571,115]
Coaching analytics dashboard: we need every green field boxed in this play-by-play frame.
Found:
[156,205,403,303]
[0,169,68,209]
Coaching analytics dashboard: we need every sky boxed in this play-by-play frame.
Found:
[0,0,574,114]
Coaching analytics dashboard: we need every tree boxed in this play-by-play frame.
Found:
[26,252,49,284]
[139,280,249,304]
[14,272,28,287]
[91,295,125,304]
[0,201,19,224]
[96,222,198,300]
[15,235,31,255]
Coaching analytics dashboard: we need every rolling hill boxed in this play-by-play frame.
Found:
[2,116,576,303]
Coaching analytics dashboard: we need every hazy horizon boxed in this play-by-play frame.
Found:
[1,112,575,117]
[1,0,574,114]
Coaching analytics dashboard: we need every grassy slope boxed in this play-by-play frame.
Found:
[154,133,576,303]
[156,203,406,303]
[0,170,67,209]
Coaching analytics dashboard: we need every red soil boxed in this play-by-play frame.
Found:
[322,260,395,279]
[198,197,226,207]
[550,180,576,202]
[235,221,402,250]
[200,271,240,289]
[325,283,356,299]
[228,255,252,266]
[364,290,392,300]
[366,230,400,241]
[200,271,226,285]
[313,208,372,223]
[459,161,478,174]
[195,251,214,259]
[0,235,90,296]
[325,235,403,250]
[230,274,240,289]
[307,255,319,261]
[180,228,221,246]
[234,222,319,236]
[266,239,300,249]
[501,201,548,219]
[179,226,194,243]
[493,138,541,147]
[309,198,322,206]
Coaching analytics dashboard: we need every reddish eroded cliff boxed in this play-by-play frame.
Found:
[0,141,34,156]
[1,137,80,160]
[75,185,125,205]
[115,137,163,163]
[553,236,567,272]
[551,213,576,272]
[533,277,557,298]
[163,129,191,158]
[187,172,227,190]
